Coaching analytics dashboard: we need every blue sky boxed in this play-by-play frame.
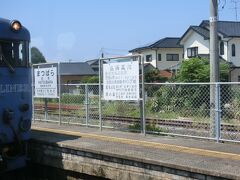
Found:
[0,0,238,62]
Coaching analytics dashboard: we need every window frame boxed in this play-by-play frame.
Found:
[166,54,179,61]
[232,44,236,57]
[187,47,198,58]
[158,53,161,61]
[146,54,152,62]
[220,41,224,55]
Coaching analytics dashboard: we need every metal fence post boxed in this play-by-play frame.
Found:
[141,56,146,135]
[99,58,102,131]
[85,84,89,127]
[215,83,221,142]
[58,62,61,125]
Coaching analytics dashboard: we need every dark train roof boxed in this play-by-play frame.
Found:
[0,18,30,41]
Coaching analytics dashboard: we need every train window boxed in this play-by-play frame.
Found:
[0,41,29,67]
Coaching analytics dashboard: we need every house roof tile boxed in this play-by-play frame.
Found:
[180,20,240,44]
[129,37,182,52]
[59,62,96,76]
[200,20,240,37]
[179,26,210,44]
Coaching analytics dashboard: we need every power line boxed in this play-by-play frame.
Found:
[99,47,129,58]
[218,0,240,21]
[102,48,129,52]
[231,0,240,20]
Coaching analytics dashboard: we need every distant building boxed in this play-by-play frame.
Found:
[179,20,240,81]
[59,62,96,84]
[129,37,183,71]
[86,59,99,73]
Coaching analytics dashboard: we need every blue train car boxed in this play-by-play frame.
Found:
[0,18,32,172]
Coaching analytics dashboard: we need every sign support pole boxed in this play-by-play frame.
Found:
[44,98,48,120]
[58,62,61,125]
[141,56,146,135]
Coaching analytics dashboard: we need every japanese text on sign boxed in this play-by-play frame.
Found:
[34,67,58,98]
[103,61,139,101]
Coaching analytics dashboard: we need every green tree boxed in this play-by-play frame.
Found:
[174,57,229,82]
[31,47,46,64]
[81,76,99,83]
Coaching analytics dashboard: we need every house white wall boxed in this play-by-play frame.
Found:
[132,48,183,70]
[220,41,228,61]
[181,30,240,82]
[227,38,240,67]
[156,48,183,70]
[182,30,209,59]
[132,49,157,67]
[181,31,236,64]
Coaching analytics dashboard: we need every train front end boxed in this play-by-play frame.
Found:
[0,18,32,172]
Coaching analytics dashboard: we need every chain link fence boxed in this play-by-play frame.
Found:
[33,82,240,143]
[220,83,240,142]
[145,83,211,138]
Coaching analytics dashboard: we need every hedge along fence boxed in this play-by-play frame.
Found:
[60,94,85,104]
[34,94,85,105]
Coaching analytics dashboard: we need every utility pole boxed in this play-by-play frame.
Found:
[100,48,104,58]
[210,0,219,138]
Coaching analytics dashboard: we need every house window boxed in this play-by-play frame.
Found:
[158,54,161,61]
[166,54,179,61]
[238,76,240,82]
[187,47,198,58]
[232,44,236,57]
[220,41,224,55]
[146,55,152,62]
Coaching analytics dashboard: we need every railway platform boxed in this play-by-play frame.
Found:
[30,121,240,180]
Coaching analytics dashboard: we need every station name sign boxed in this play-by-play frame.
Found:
[103,61,139,101]
[34,66,58,98]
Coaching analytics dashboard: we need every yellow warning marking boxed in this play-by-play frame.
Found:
[32,126,240,161]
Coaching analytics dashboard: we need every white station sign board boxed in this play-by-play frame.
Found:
[34,67,58,98]
[103,61,139,101]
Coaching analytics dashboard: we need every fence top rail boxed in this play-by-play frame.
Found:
[32,62,59,67]
[62,83,99,86]
[60,82,240,86]
[145,82,240,85]
[99,54,142,61]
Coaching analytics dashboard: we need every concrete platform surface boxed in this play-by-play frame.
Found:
[31,121,240,179]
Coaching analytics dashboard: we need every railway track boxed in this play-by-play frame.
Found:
[34,103,240,132]
[101,115,239,132]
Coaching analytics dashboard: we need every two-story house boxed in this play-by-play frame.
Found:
[129,37,183,71]
[179,20,240,82]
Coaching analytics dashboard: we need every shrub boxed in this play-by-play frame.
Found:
[61,94,85,104]
[128,122,165,133]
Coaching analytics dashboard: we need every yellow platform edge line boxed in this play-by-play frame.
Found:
[31,126,240,161]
